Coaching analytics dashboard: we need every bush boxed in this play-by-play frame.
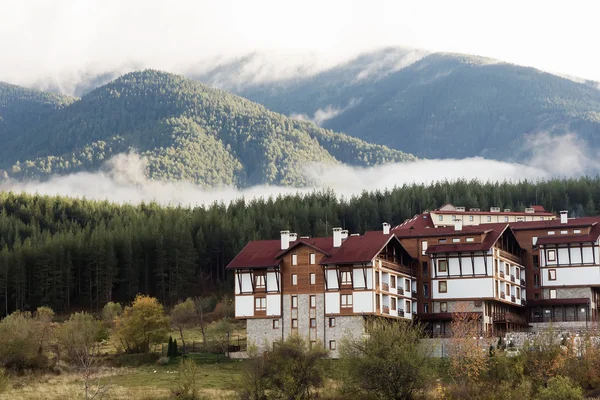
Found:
[0,311,49,370]
[57,312,107,365]
[171,358,202,400]
[102,302,122,327]
[116,295,170,353]
[536,376,583,400]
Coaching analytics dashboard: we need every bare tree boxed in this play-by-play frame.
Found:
[192,296,214,350]
[171,298,196,351]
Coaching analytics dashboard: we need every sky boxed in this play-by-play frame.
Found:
[1,0,599,87]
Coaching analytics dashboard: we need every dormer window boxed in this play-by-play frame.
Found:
[452,238,460,243]
[466,237,474,242]
[438,238,447,244]
[574,229,581,234]
[548,231,555,235]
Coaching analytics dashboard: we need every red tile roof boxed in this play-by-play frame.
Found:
[226,240,284,270]
[511,217,600,231]
[534,220,600,246]
[392,213,436,231]
[425,224,509,254]
[433,209,555,216]
[321,232,400,265]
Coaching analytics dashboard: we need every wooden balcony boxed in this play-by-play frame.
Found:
[378,257,413,276]
[412,290,417,298]
[510,275,515,283]
[520,278,526,286]
[398,310,405,317]
[511,295,516,303]
[498,249,521,264]
[499,271,505,278]
[382,305,390,315]
[398,288,405,295]
[493,312,527,325]
[500,291,506,299]
[381,282,389,292]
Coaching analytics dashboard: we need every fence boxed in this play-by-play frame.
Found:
[159,335,247,355]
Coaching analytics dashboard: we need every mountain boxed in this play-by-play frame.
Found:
[195,48,600,160]
[0,70,414,187]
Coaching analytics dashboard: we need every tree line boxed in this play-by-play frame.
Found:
[0,176,599,314]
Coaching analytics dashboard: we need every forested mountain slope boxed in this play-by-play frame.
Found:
[0,70,414,187]
[197,49,600,160]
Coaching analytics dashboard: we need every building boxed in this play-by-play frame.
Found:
[393,220,527,336]
[226,224,416,356]
[427,204,556,227]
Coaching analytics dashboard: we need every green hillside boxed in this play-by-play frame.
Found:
[199,49,600,160]
[0,70,414,187]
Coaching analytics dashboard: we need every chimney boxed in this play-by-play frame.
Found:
[333,228,342,248]
[289,233,298,242]
[340,230,349,240]
[560,211,568,224]
[454,219,463,231]
[280,230,290,250]
[382,222,390,235]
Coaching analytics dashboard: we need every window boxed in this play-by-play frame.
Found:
[391,297,397,310]
[466,237,474,242]
[548,269,557,281]
[548,250,556,262]
[255,275,266,289]
[341,294,353,307]
[438,260,448,273]
[506,283,510,295]
[255,297,266,311]
[291,274,298,285]
[452,238,460,243]
[405,279,411,292]
[422,261,428,276]
[504,216,509,222]
[487,216,492,222]
[534,293,540,300]
[291,295,298,308]
[391,276,396,288]
[424,303,429,313]
[328,317,336,327]
[438,215,443,221]
[550,289,557,299]
[310,318,317,328]
[341,271,352,285]
[310,273,316,285]
[560,230,568,235]
[438,238,447,244]
[329,340,336,350]
[574,229,581,234]
[309,253,316,264]
[516,287,521,300]
[310,295,316,308]
[439,281,447,293]
[273,319,279,329]
[516,268,520,280]
[532,236,538,245]
[548,231,555,235]
[405,300,411,313]
[534,274,539,287]
[291,319,298,328]
[292,254,298,265]
[310,340,316,349]
[423,283,429,298]
[469,216,474,221]
[421,241,428,255]
[440,302,448,312]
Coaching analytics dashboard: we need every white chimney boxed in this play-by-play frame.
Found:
[560,211,568,224]
[454,219,463,231]
[382,222,390,235]
[280,230,290,250]
[340,230,349,240]
[289,233,298,242]
[333,228,342,248]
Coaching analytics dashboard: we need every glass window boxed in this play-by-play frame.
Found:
[291,274,297,285]
[341,271,352,285]
[328,317,336,327]
[341,294,353,307]
[548,231,555,235]
[310,273,316,285]
[438,260,448,273]
[487,216,492,222]
[421,241,428,255]
[329,340,336,350]
[255,297,266,311]
[309,253,316,264]
[548,250,556,262]
[440,302,447,312]
[405,279,411,291]
[405,300,411,313]
[255,275,266,288]
[466,237,474,242]
[273,320,279,329]
[469,216,474,221]
[438,215,443,221]
[292,254,298,265]
[391,297,397,310]
[310,295,316,308]
[439,281,447,293]
[550,289,557,299]
[574,229,581,234]
[390,276,396,288]
[292,319,298,328]
[310,318,316,328]
[291,296,298,308]
[548,269,557,281]
[424,303,429,313]
[438,238,447,244]
[452,238,460,243]
[504,216,509,222]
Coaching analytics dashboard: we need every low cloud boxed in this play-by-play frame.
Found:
[290,98,360,126]
[0,133,596,207]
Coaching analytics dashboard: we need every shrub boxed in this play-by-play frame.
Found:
[0,311,48,370]
[102,302,122,327]
[57,312,107,365]
[116,295,170,353]
[536,376,583,400]
[171,358,202,400]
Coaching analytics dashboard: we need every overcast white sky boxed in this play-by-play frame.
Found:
[1,0,599,87]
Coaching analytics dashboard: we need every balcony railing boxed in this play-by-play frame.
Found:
[520,278,526,286]
[511,295,516,303]
[510,275,515,283]
[498,249,522,264]
[398,288,404,295]
[382,305,390,314]
[493,312,527,325]
[378,257,413,276]
[521,299,526,306]
[381,282,389,292]
[500,291,506,299]
[499,271,505,278]
[411,290,417,298]
[398,310,405,317]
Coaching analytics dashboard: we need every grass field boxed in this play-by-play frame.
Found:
[0,354,243,400]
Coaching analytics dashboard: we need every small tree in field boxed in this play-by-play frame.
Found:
[171,298,196,350]
[192,296,215,350]
[0,311,41,370]
[34,306,55,356]
[116,295,170,353]
[57,312,109,400]
[101,302,122,328]
[447,302,488,386]
[339,318,433,400]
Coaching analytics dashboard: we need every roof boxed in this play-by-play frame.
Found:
[425,224,509,254]
[392,213,435,231]
[226,231,411,270]
[511,216,600,231]
[394,222,505,238]
[320,232,402,265]
[432,209,555,216]
[535,221,600,246]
